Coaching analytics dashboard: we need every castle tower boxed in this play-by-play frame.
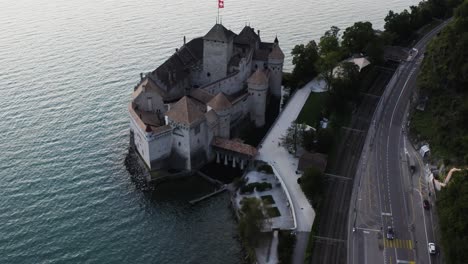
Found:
[203,24,235,83]
[248,69,269,127]
[165,96,207,170]
[268,37,285,98]
[207,93,232,139]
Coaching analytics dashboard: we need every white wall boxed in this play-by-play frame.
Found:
[248,83,267,127]
[130,117,151,168]
[148,131,172,162]
[171,123,192,170]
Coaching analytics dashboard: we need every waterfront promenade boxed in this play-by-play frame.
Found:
[256,78,325,232]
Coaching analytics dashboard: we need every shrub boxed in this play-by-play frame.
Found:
[258,164,274,174]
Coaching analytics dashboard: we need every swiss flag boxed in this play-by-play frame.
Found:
[218,0,224,8]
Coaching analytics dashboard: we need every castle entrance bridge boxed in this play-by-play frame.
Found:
[211,137,257,170]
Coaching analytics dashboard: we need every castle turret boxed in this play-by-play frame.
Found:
[268,37,284,98]
[203,24,235,83]
[207,93,232,138]
[248,69,268,127]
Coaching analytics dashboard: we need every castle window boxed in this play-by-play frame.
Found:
[258,93,261,96]
[255,64,258,69]
[178,142,181,146]
[207,72,211,77]
[194,124,200,135]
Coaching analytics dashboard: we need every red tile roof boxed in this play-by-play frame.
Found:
[212,137,257,157]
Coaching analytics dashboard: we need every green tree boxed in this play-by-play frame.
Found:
[291,40,320,88]
[318,26,341,54]
[280,121,308,154]
[238,197,265,261]
[328,62,361,115]
[316,128,334,154]
[436,170,468,264]
[342,21,376,55]
[316,26,343,91]
[384,9,413,44]
[300,167,325,208]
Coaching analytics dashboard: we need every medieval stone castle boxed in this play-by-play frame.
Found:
[128,24,284,171]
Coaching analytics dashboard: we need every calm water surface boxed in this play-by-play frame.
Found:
[0,0,418,263]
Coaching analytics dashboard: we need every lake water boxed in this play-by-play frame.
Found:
[0,0,418,263]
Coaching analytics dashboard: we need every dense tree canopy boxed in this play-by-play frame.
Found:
[290,40,320,88]
[411,3,467,262]
[436,170,468,264]
[342,22,376,55]
[383,0,465,45]
[316,26,343,91]
[238,197,265,260]
[411,0,468,163]
[300,167,325,208]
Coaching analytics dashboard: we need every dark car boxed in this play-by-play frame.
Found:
[423,200,430,210]
[386,226,394,240]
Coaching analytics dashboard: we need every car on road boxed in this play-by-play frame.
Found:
[428,242,437,254]
[386,226,394,240]
[423,199,430,210]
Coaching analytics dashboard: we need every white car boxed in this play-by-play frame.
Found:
[428,242,436,254]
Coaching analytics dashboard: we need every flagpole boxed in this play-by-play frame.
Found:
[217,0,219,24]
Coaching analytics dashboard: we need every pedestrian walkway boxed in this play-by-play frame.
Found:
[383,239,413,249]
[257,84,316,232]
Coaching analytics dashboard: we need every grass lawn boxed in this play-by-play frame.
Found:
[261,195,275,205]
[266,207,281,218]
[296,92,328,127]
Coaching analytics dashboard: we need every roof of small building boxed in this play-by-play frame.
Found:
[207,92,232,111]
[269,45,285,60]
[297,151,328,173]
[165,96,205,125]
[247,69,268,85]
[204,24,236,42]
[212,137,257,157]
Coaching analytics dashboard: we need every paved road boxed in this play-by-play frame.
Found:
[309,62,395,264]
[348,20,450,264]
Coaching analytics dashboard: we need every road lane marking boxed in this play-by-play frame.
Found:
[396,260,415,264]
[397,259,416,264]
[356,227,381,232]
[384,239,413,249]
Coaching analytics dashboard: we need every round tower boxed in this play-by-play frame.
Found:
[207,93,232,138]
[268,37,285,98]
[247,69,268,127]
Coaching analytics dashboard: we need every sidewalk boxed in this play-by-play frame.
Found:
[257,82,316,232]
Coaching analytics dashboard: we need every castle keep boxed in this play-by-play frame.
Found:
[128,24,284,171]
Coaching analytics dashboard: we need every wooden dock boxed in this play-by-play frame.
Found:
[189,185,227,205]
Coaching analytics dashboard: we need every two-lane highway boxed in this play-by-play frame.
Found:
[348,20,450,264]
